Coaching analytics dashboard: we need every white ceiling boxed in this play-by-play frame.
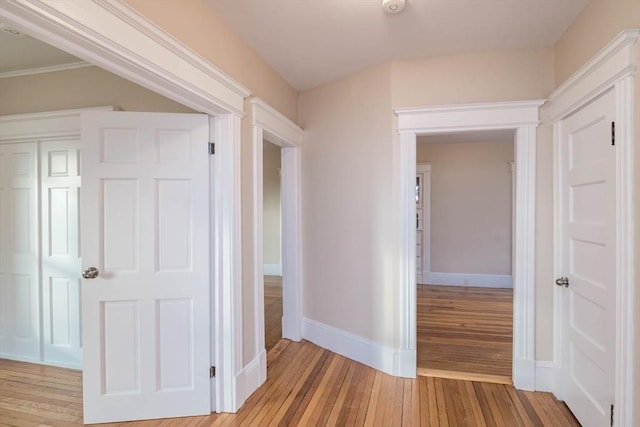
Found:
[206,0,590,91]
[0,24,80,74]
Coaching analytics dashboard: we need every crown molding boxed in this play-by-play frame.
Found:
[0,61,92,79]
[0,0,250,116]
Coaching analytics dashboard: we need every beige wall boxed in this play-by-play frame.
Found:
[417,140,514,276]
[554,0,640,86]
[124,0,298,123]
[0,66,193,115]
[391,48,555,107]
[299,63,400,346]
[263,141,281,267]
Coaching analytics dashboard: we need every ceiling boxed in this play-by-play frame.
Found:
[0,24,81,75]
[206,0,590,91]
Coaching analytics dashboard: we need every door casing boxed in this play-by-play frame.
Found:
[395,100,544,389]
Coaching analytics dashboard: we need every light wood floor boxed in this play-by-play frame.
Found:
[0,339,578,426]
[417,284,513,383]
[264,276,283,351]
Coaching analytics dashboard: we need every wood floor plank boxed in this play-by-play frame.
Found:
[417,284,513,380]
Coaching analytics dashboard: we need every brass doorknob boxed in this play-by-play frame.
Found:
[82,267,99,279]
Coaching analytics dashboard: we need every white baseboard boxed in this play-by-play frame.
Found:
[263,263,282,276]
[513,356,536,391]
[235,349,267,408]
[302,318,415,378]
[535,361,556,393]
[0,352,82,370]
[424,272,513,288]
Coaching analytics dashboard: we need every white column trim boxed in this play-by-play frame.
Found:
[249,98,303,397]
[550,30,637,426]
[395,100,544,388]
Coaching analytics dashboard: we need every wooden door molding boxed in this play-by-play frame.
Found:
[395,100,544,387]
[550,30,639,427]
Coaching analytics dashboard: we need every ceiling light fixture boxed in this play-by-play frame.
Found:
[382,0,406,14]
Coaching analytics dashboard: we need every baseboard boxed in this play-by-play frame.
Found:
[0,352,82,370]
[263,263,282,276]
[535,361,556,393]
[513,356,535,391]
[235,349,267,408]
[424,272,513,288]
[302,318,415,378]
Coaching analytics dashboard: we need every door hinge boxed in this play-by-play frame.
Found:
[611,122,615,146]
[210,366,216,378]
[208,142,215,155]
[610,404,614,427]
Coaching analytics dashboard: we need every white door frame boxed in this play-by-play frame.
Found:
[250,99,304,382]
[395,100,544,389]
[416,163,431,284]
[0,0,250,413]
[549,30,638,427]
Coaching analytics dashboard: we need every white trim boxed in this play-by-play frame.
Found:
[263,264,283,276]
[423,272,513,288]
[234,349,266,410]
[549,29,640,121]
[534,361,557,393]
[302,318,414,378]
[249,98,303,399]
[0,0,250,116]
[395,100,543,389]
[0,60,92,78]
[211,114,244,413]
[551,30,637,427]
[0,106,114,141]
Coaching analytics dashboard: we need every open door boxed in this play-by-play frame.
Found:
[80,111,211,423]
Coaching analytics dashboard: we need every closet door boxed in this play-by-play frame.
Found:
[41,140,82,368]
[0,142,39,360]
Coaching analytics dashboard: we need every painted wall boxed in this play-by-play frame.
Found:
[123,0,298,123]
[0,66,193,115]
[417,140,514,276]
[299,63,400,347]
[263,141,281,270]
[553,2,640,423]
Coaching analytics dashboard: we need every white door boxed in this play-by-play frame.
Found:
[0,142,39,360]
[81,111,211,423]
[559,89,616,426]
[41,140,83,367]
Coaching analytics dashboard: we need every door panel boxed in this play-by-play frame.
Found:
[560,89,616,426]
[0,143,39,359]
[81,111,210,423]
[41,140,82,367]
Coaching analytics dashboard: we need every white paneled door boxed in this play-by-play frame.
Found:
[0,143,39,359]
[41,140,82,367]
[559,89,616,426]
[81,111,211,423]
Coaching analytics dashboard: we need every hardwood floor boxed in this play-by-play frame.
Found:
[264,276,283,351]
[417,284,513,383]
[0,339,578,426]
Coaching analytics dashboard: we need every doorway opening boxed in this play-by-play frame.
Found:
[263,140,283,351]
[394,100,543,390]
[415,132,515,383]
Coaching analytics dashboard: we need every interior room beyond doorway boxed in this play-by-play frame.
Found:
[416,131,515,383]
